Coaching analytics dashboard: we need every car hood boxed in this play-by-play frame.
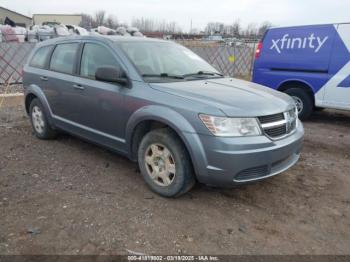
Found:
[150,77,295,117]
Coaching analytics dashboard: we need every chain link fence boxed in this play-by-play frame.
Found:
[178,40,258,80]
[0,35,258,88]
[0,42,35,86]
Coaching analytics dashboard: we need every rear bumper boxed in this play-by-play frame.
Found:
[185,121,304,187]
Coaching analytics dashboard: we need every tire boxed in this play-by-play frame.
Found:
[29,98,58,139]
[138,128,195,198]
[284,88,314,120]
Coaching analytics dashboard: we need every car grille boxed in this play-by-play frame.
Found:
[234,155,296,182]
[258,113,284,124]
[265,125,287,137]
[258,109,297,139]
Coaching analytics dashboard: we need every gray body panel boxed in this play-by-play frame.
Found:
[150,77,295,117]
[23,35,304,186]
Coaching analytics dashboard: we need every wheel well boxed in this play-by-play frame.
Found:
[130,120,193,165]
[278,81,315,105]
[25,93,37,114]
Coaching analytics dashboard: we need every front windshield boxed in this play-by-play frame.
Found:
[117,41,222,81]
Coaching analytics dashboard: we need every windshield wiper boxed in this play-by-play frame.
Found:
[142,73,185,79]
[183,71,224,78]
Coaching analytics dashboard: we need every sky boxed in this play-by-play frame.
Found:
[1,0,349,32]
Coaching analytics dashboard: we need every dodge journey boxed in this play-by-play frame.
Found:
[23,36,304,197]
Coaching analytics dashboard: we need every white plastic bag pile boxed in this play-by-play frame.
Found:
[0,23,143,43]
[27,25,55,42]
[27,24,91,42]
[92,26,144,37]
[66,25,89,36]
[0,25,27,42]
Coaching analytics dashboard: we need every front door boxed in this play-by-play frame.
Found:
[72,42,128,151]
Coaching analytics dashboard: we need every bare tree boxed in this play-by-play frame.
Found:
[202,19,271,38]
[80,13,95,29]
[258,21,273,36]
[205,22,225,35]
[132,17,154,32]
[232,19,241,37]
[242,23,258,37]
[132,17,182,33]
[94,10,106,27]
[106,14,119,29]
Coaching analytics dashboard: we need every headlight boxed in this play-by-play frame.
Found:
[199,114,262,137]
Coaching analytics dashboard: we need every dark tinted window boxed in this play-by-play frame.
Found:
[80,43,118,79]
[30,46,52,69]
[50,43,79,74]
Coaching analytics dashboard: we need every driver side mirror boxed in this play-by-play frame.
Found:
[95,66,128,86]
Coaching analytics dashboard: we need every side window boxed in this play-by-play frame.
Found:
[50,43,80,74]
[29,46,53,69]
[80,43,119,79]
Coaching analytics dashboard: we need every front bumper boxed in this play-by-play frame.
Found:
[187,121,304,186]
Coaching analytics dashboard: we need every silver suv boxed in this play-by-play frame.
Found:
[23,36,304,197]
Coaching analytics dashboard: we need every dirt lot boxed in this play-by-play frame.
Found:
[0,105,349,255]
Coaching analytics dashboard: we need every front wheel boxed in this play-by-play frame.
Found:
[138,128,195,198]
[284,88,314,120]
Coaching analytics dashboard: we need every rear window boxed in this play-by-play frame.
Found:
[29,46,53,69]
[50,43,80,74]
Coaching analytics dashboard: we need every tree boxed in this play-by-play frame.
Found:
[242,23,258,37]
[106,14,119,29]
[94,10,106,27]
[131,17,182,33]
[205,22,225,35]
[258,21,273,36]
[232,20,241,37]
[80,13,95,29]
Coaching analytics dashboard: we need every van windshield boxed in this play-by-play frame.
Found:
[117,41,222,82]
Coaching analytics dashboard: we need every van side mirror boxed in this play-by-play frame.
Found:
[95,66,128,85]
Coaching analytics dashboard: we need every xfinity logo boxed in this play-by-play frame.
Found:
[270,33,329,54]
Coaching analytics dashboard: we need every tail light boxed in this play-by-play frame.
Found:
[255,41,263,58]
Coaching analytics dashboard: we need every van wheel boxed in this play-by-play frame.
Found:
[138,128,195,198]
[284,88,313,120]
[29,98,58,139]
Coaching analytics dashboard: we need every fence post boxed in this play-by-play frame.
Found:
[249,42,258,80]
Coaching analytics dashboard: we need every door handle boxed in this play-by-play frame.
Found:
[40,76,48,81]
[73,84,85,90]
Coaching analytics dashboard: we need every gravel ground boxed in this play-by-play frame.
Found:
[0,106,350,255]
[0,84,24,94]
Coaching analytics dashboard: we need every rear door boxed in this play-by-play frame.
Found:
[45,42,81,119]
[322,23,350,109]
[25,45,54,96]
